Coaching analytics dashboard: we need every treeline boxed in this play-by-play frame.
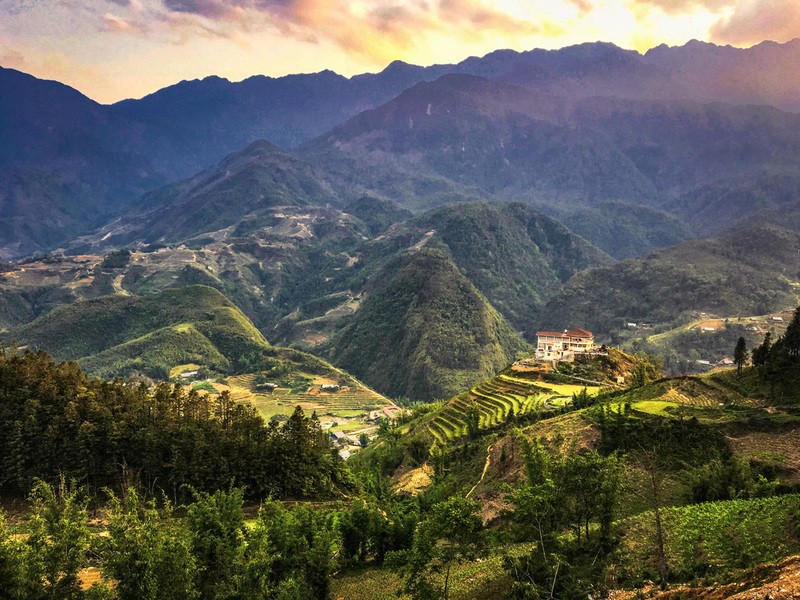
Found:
[0,349,348,501]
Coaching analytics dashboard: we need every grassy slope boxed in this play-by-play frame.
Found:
[7,285,269,378]
[78,324,231,379]
[326,247,529,401]
[618,495,800,583]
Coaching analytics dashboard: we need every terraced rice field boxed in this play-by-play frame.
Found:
[427,374,597,443]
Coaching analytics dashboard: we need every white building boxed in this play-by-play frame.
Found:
[535,329,595,361]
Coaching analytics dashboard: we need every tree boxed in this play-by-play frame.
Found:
[103,489,198,600]
[752,332,772,368]
[186,487,246,600]
[783,307,800,360]
[339,500,382,564]
[24,478,92,600]
[257,501,336,599]
[734,337,748,374]
[0,510,30,599]
[397,497,487,600]
[632,448,670,584]
[465,405,480,439]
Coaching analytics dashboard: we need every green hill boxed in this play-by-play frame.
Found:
[538,222,800,340]
[352,201,612,334]
[408,202,612,332]
[342,195,413,236]
[326,247,529,400]
[7,285,269,379]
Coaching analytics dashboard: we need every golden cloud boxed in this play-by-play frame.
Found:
[629,0,735,14]
[710,0,800,45]
[144,0,555,60]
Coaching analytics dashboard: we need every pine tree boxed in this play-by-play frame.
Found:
[734,337,748,374]
[752,332,772,367]
[782,307,800,361]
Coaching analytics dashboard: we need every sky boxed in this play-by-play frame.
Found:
[1,0,799,104]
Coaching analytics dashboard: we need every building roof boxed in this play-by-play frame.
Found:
[536,329,594,339]
[565,329,593,338]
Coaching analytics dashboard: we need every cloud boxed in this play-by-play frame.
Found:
[0,45,27,69]
[710,0,800,45]
[103,12,143,32]
[568,0,594,14]
[629,0,735,15]
[140,0,555,60]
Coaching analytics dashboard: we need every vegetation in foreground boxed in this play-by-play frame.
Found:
[3,310,800,599]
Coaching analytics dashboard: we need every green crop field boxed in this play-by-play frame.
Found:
[631,400,681,415]
[618,495,800,582]
[426,370,597,441]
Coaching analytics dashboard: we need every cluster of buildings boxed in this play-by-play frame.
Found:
[534,328,597,362]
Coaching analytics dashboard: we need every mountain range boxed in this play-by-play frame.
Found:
[5,39,800,260]
[3,38,800,396]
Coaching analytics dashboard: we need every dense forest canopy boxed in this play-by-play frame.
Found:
[0,349,348,501]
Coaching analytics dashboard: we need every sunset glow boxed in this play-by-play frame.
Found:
[1,0,798,103]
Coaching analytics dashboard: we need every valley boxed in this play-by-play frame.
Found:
[4,33,800,600]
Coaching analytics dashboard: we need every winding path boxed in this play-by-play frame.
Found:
[467,443,493,498]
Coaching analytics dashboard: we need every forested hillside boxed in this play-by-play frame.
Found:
[538,222,800,340]
[327,247,529,400]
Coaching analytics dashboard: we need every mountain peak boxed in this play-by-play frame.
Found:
[236,139,284,157]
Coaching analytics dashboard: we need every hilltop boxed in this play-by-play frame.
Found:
[349,201,612,333]
[326,247,529,400]
[6,285,269,379]
[71,140,345,251]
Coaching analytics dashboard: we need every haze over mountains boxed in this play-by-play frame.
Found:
[8,30,800,600]
[4,39,800,259]
[3,38,800,396]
